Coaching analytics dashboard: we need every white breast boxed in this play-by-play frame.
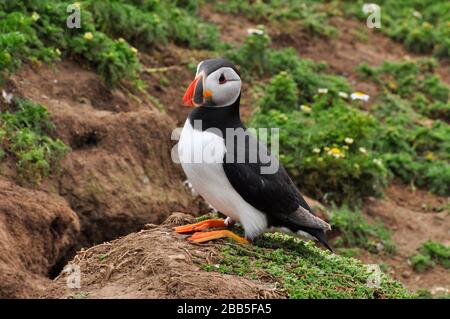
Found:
[178,119,267,239]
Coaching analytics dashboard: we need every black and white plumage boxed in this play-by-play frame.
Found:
[178,58,332,251]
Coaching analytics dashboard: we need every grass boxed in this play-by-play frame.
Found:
[410,240,450,272]
[202,232,410,298]
[0,98,69,184]
[329,207,396,255]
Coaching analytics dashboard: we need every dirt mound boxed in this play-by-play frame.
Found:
[0,179,80,298]
[43,213,283,299]
[6,61,199,247]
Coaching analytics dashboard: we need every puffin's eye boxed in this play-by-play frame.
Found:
[219,73,226,84]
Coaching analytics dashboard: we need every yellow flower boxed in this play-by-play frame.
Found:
[425,152,435,161]
[300,105,312,113]
[388,82,397,90]
[351,92,370,102]
[31,12,40,22]
[344,137,354,144]
[84,32,94,40]
[329,147,343,158]
[359,147,367,155]
[313,148,321,154]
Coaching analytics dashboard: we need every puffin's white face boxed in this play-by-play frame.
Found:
[202,67,241,107]
[182,59,242,108]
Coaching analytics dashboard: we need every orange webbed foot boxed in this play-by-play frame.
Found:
[174,219,226,234]
[188,230,249,244]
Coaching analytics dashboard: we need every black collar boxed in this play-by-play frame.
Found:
[188,95,243,134]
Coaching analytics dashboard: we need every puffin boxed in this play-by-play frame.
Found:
[175,58,332,251]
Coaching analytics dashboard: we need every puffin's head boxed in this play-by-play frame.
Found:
[182,58,241,108]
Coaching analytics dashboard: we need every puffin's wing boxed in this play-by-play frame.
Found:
[222,131,330,232]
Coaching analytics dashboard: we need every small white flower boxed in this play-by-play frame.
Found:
[318,88,328,94]
[412,11,422,19]
[339,92,349,99]
[247,28,264,35]
[373,158,383,167]
[351,92,370,102]
[344,137,354,144]
[313,148,321,154]
[359,147,367,154]
[2,90,13,104]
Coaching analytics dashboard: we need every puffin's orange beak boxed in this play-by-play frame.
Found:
[182,75,200,107]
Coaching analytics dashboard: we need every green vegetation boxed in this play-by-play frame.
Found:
[241,37,449,201]
[0,0,220,86]
[410,240,450,272]
[202,232,410,298]
[358,59,449,120]
[214,0,336,37]
[345,0,450,58]
[330,207,396,255]
[358,60,450,196]
[0,99,69,183]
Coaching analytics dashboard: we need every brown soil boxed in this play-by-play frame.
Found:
[0,179,79,298]
[5,61,199,247]
[43,213,284,299]
[0,59,203,298]
[360,183,450,293]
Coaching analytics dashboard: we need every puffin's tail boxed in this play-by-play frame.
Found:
[317,231,333,252]
[311,228,333,252]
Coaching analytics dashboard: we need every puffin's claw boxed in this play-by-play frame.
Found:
[187,230,249,244]
[174,219,226,234]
